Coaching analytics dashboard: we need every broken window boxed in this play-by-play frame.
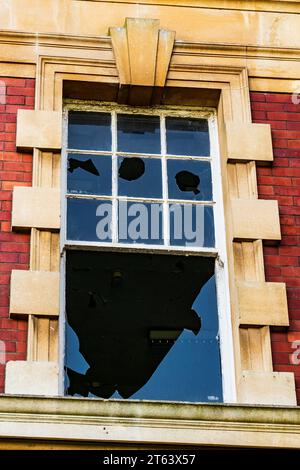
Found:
[68,154,112,195]
[65,250,222,402]
[118,157,162,198]
[66,109,214,248]
[63,104,227,403]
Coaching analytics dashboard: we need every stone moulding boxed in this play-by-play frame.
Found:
[0,396,299,448]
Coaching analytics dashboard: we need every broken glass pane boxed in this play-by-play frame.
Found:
[118,201,164,245]
[67,198,112,242]
[67,153,112,196]
[167,159,212,201]
[169,204,215,247]
[117,114,161,154]
[65,250,222,402]
[118,157,162,199]
[68,112,111,151]
[166,117,210,156]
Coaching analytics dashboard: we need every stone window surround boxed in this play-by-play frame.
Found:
[3,16,297,446]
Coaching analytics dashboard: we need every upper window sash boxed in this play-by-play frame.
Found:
[62,104,220,253]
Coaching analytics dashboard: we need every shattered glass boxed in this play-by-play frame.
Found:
[65,251,222,402]
[167,159,212,201]
[118,157,162,199]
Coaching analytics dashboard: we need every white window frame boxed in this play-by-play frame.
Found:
[59,101,237,404]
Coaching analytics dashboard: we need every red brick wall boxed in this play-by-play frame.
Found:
[0,77,34,393]
[251,91,300,404]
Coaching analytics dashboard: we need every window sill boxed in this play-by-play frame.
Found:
[0,395,299,448]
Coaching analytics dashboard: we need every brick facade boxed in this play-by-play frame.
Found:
[0,77,34,393]
[251,91,300,404]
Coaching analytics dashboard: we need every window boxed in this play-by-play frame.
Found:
[62,103,230,403]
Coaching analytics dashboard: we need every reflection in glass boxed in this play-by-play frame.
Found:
[65,250,222,402]
[117,114,160,154]
[65,323,89,376]
[169,204,215,247]
[67,198,112,242]
[118,201,164,245]
[167,160,212,201]
[67,154,112,196]
[118,157,162,199]
[129,275,222,402]
[68,112,111,151]
[166,117,210,156]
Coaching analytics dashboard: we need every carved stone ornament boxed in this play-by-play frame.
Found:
[109,18,175,87]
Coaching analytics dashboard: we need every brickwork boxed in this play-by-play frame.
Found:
[0,77,34,392]
[251,91,300,404]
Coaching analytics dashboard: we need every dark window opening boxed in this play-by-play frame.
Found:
[65,250,223,402]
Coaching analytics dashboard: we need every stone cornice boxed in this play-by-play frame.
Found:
[0,30,112,51]
[74,0,300,14]
[1,30,300,67]
[2,2,300,49]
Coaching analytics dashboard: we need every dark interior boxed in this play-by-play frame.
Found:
[66,250,215,399]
